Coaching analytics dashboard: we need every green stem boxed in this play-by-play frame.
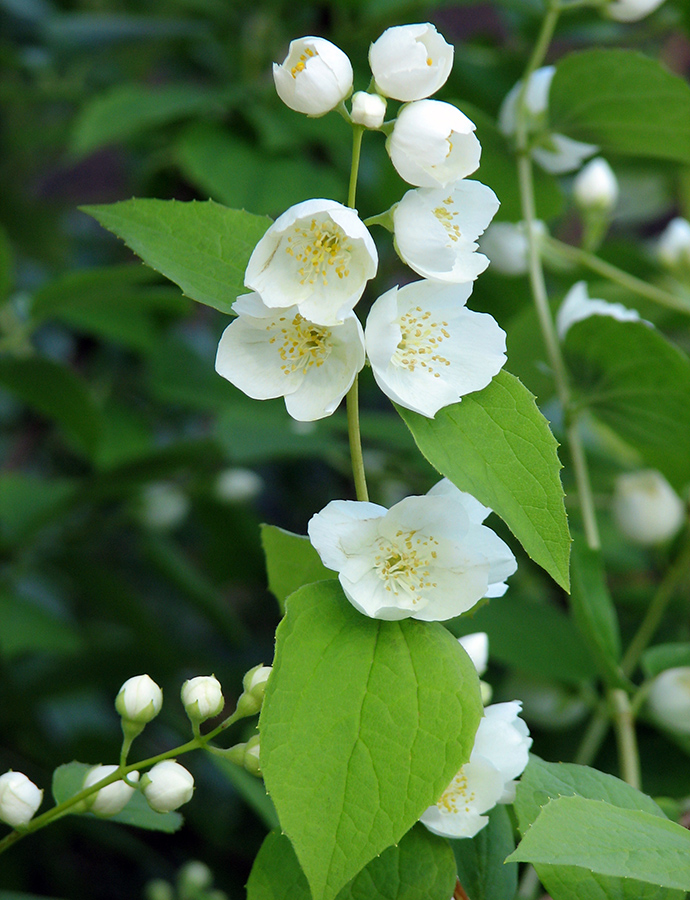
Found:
[609,688,641,790]
[346,379,368,502]
[546,237,690,315]
[348,125,364,210]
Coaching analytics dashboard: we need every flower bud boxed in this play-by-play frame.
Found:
[273,37,353,116]
[116,674,163,725]
[573,158,619,212]
[181,675,224,723]
[612,470,685,546]
[479,220,547,277]
[83,765,139,817]
[657,218,690,274]
[178,860,213,892]
[606,0,666,21]
[458,633,489,677]
[142,760,194,813]
[647,667,690,733]
[236,664,272,717]
[0,771,43,829]
[139,482,189,531]
[214,468,263,504]
[351,91,387,129]
[243,735,262,777]
[145,880,174,900]
[369,23,453,102]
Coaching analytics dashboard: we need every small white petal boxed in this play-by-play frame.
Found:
[351,91,386,129]
[273,37,352,116]
[606,0,666,21]
[458,632,489,676]
[369,23,453,101]
[532,133,598,175]
[556,281,641,340]
[657,218,690,270]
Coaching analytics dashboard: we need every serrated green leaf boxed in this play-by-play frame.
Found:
[260,524,336,613]
[0,357,101,456]
[247,825,457,900]
[550,50,690,164]
[397,371,570,590]
[82,199,271,314]
[452,805,517,900]
[564,316,690,491]
[642,643,690,679]
[260,580,483,900]
[508,796,690,891]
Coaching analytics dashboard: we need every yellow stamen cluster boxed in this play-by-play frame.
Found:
[437,768,475,815]
[291,47,316,78]
[433,198,462,242]
[392,306,451,377]
[267,313,332,374]
[373,528,439,601]
[285,218,352,287]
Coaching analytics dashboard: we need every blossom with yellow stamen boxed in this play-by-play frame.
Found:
[273,37,353,117]
[244,199,378,326]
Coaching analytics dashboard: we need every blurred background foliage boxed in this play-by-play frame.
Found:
[1,0,690,897]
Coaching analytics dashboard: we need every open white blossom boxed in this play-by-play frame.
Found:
[556,281,641,340]
[479,220,547,276]
[393,181,500,283]
[499,67,597,174]
[606,0,666,21]
[83,765,139,818]
[245,199,378,326]
[612,470,685,546]
[387,100,481,188]
[369,23,453,101]
[215,292,365,422]
[420,701,531,839]
[573,158,618,212]
[307,481,516,621]
[0,771,43,829]
[647,667,690,734]
[365,280,506,418]
[273,37,352,116]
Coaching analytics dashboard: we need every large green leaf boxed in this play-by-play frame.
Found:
[0,474,76,546]
[550,50,690,164]
[247,826,457,900]
[509,796,690,892]
[82,199,271,314]
[260,524,336,612]
[564,316,690,491]
[397,371,570,589]
[0,592,82,659]
[452,805,517,900]
[260,580,483,900]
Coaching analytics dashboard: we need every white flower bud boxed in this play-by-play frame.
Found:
[142,760,194,813]
[273,37,353,116]
[387,100,481,188]
[458,633,489,677]
[116,674,163,725]
[0,771,43,829]
[83,765,139,817]
[369,23,453,102]
[243,664,272,695]
[657,218,690,272]
[573,158,619,212]
[244,735,261,777]
[178,861,213,892]
[181,675,224,723]
[214,468,263,504]
[139,482,189,531]
[612,470,685,546]
[351,91,387,129]
[647,667,690,733]
[606,0,666,21]
[479,221,547,276]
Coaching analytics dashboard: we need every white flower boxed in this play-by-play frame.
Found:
[499,67,597,174]
[364,280,506,418]
[387,100,481,188]
[351,91,387,129]
[115,674,163,725]
[244,199,377,326]
[573,158,618,212]
[143,761,194,813]
[83,765,139,817]
[0,771,43,829]
[181,675,224,722]
[215,293,365,422]
[420,701,531,839]
[369,23,453,102]
[612,470,685,546]
[214,468,263,504]
[393,181,500,283]
[479,220,547,276]
[657,218,690,272]
[273,37,352,116]
[606,0,666,21]
[556,281,641,340]
[138,482,189,531]
[647,667,690,734]
[458,632,489,676]
[307,480,516,621]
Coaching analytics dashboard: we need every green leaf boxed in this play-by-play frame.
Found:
[550,50,690,164]
[260,580,483,900]
[52,762,182,833]
[0,592,82,659]
[0,473,76,546]
[569,538,623,686]
[642,643,690,679]
[71,84,228,156]
[247,826,457,900]
[564,316,690,491]
[397,370,570,590]
[452,805,517,900]
[508,795,690,891]
[0,357,101,456]
[82,199,271,314]
[261,524,336,612]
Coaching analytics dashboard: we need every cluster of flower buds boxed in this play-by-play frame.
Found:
[216,23,507,422]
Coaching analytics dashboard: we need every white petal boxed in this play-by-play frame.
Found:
[556,281,641,339]
[308,500,386,571]
[420,758,505,839]
[369,23,453,101]
[458,632,489,676]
